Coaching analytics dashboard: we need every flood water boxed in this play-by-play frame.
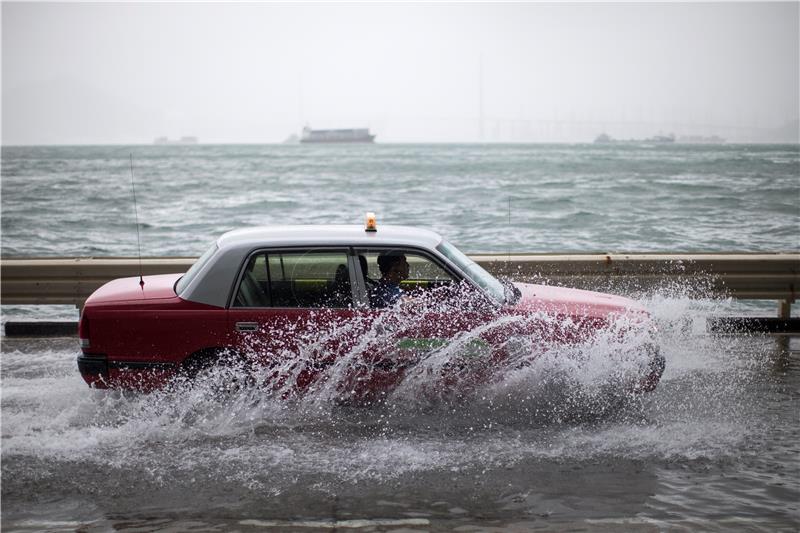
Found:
[2,296,798,531]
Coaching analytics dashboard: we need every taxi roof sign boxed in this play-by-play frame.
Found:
[365,212,377,232]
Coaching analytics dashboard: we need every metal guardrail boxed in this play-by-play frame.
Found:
[476,254,799,317]
[0,258,193,306]
[1,254,798,316]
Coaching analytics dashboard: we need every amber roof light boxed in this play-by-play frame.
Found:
[365,212,377,232]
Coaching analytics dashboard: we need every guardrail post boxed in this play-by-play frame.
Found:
[776,300,793,355]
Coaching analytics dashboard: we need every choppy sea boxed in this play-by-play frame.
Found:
[2,143,799,256]
[1,143,799,531]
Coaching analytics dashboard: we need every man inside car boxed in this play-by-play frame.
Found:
[368,252,410,308]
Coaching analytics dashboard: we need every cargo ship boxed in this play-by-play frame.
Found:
[594,133,675,144]
[300,126,375,143]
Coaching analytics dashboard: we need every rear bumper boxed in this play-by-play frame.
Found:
[77,354,109,388]
[77,354,108,374]
[77,354,178,390]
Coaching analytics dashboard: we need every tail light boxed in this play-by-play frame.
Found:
[78,311,90,351]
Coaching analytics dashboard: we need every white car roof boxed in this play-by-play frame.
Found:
[217,225,443,251]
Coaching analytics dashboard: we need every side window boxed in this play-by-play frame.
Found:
[234,250,352,308]
[358,249,455,308]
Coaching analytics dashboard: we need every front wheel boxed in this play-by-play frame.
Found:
[635,345,665,393]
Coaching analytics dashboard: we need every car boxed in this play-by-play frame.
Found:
[77,217,665,403]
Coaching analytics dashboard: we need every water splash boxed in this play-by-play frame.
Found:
[1,289,782,486]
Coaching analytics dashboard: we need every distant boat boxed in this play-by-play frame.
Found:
[154,136,198,145]
[594,132,675,144]
[300,126,375,144]
[645,134,675,144]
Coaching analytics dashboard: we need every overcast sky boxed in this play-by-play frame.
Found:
[2,2,798,144]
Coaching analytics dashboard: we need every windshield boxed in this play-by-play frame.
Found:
[175,242,218,295]
[436,241,506,304]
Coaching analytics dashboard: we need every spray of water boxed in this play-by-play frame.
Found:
[2,282,780,491]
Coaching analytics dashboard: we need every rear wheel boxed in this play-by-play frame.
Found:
[176,348,256,392]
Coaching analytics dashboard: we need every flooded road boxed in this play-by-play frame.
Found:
[2,296,798,531]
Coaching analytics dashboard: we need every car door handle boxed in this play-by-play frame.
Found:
[235,322,259,332]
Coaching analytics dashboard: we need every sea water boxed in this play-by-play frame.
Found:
[1,143,798,530]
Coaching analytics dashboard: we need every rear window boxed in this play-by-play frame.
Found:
[175,243,218,295]
[233,250,352,308]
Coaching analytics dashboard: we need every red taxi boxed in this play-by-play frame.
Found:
[77,218,664,400]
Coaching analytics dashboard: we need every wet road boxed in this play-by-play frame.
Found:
[2,303,799,531]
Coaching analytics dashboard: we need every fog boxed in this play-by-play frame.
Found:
[2,2,798,145]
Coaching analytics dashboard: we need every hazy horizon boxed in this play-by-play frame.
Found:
[3,2,799,145]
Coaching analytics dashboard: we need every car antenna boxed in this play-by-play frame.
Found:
[129,153,145,290]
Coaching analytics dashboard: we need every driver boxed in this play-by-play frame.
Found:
[368,252,410,308]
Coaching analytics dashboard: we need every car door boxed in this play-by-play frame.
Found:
[226,247,362,396]
[347,247,495,401]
